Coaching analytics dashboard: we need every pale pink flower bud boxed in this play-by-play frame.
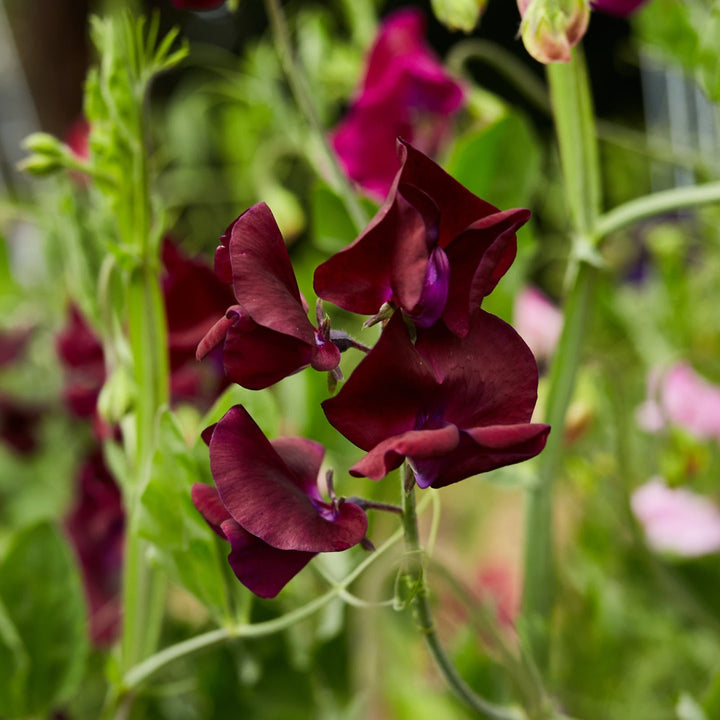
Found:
[517,0,590,64]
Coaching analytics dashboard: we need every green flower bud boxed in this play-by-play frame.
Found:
[517,0,590,64]
[430,0,487,33]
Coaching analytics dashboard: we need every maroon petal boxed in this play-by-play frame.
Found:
[221,314,315,390]
[322,312,439,451]
[271,437,325,502]
[196,306,245,361]
[221,519,315,599]
[314,199,398,315]
[397,140,498,246]
[442,208,530,337]
[209,406,368,552]
[415,311,540,428]
[228,203,315,347]
[414,423,550,489]
[191,482,232,538]
[349,424,460,481]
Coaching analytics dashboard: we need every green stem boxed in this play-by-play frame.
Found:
[596,181,720,238]
[263,0,369,232]
[122,520,408,692]
[401,466,526,720]
[446,40,551,115]
[522,48,601,671]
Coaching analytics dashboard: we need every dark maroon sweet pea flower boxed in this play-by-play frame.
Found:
[591,0,649,16]
[197,203,341,390]
[332,8,465,199]
[192,405,368,598]
[56,306,106,421]
[323,311,550,489]
[315,139,530,335]
[65,450,124,646]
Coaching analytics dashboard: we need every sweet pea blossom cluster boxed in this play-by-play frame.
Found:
[193,139,550,598]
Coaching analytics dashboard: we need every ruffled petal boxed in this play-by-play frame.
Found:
[349,424,460,481]
[415,310,540,428]
[442,208,530,336]
[209,406,368,552]
[221,518,315,599]
[191,482,231,537]
[413,423,550,489]
[228,203,315,346]
[323,312,439,450]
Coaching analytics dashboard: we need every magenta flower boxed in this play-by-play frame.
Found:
[591,0,649,16]
[323,311,550,489]
[197,203,341,390]
[513,286,563,364]
[192,405,368,598]
[315,139,530,334]
[65,450,124,645]
[631,478,720,557]
[331,8,465,199]
[636,363,720,442]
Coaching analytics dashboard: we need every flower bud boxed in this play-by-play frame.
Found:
[17,154,65,177]
[517,0,590,64]
[21,132,65,158]
[430,0,487,33]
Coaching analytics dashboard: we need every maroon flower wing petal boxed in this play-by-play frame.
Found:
[322,313,438,450]
[191,482,232,538]
[349,425,460,481]
[271,437,325,501]
[420,424,551,489]
[221,519,316,599]
[196,306,244,361]
[313,201,399,315]
[442,208,531,337]
[415,310,540,428]
[221,316,314,390]
[228,203,314,345]
[162,240,235,368]
[397,139,499,245]
[210,406,367,552]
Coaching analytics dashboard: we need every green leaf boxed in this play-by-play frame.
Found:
[140,410,231,620]
[0,522,88,718]
[430,0,485,33]
[445,112,541,211]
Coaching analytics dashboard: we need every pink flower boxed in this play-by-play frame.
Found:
[631,478,720,557]
[331,8,465,199]
[636,363,720,441]
[513,286,563,363]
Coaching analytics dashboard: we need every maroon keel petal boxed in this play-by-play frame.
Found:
[221,519,315,599]
[349,424,460,481]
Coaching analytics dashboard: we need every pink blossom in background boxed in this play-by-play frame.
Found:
[331,8,465,199]
[513,286,563,363]
[631,478,720,557]
[591,0,649,17]
[476,563,519,627]
[636,363,720,441]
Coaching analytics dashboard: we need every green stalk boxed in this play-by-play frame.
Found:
[596,181,720,238]
[521,48,601,670]
[263,0,369,232]
[400,466,527,720]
